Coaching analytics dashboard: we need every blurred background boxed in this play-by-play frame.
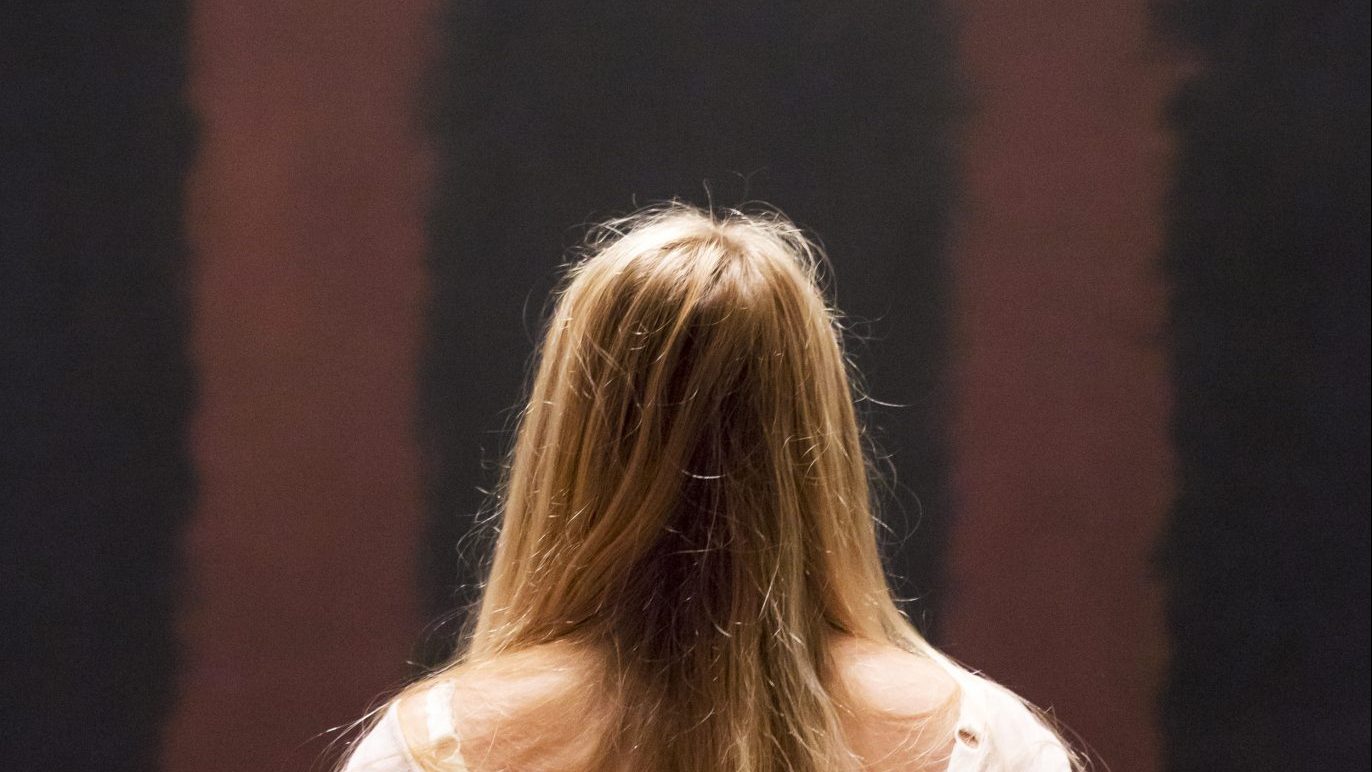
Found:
[1,1,1367,770]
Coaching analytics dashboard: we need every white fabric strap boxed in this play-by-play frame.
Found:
[424,680,457,744]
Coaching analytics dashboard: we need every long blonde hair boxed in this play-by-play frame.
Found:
[342,200,1080,771]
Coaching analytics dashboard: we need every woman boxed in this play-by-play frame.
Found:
[339,202,1082,771]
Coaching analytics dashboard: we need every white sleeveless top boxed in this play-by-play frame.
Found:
[342,661,1071,771]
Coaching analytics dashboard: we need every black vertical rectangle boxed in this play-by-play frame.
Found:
[0,4,195,769]
[1156,1,1372,768]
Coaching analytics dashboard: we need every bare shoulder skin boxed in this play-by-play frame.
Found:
[395,641,608,771]
[830,633,962,718]
[830,634,962,771]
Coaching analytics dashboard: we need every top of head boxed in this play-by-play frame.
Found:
[528,200,850,495]
[564,201,832,335]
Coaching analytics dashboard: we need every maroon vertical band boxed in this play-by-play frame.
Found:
[164,4,434,769]
[943,3,1181,768]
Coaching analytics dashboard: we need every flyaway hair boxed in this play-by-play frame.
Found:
[338,200,1083,772]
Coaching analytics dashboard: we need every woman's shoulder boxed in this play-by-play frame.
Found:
[940,664,1076,770]
[339,702,421,772]
[369,645,605,771]
[342,680,471,772]
[832,635,1076,771]
[831,634,962,718]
